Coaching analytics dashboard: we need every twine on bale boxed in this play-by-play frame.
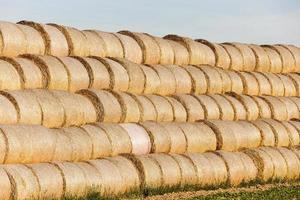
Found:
[250,72,272,96]
[150,65,176,95]
[194,95,220,120]
[166,96,187,122]
[82,30,106,57]
[248,44,270,72]
[0,59,22,90]
[237,72,260,95]
[261,46,282,73]
[147,34,174,64]
[168,65,192,94]
[167,40,189,65]
[220,43,244,71]
[145,94,174,122]
[161,122,187,153]
[185,65,208,94]
[252,96,272,119]
[227,43,256,71]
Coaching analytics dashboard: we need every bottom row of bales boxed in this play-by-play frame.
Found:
[1,146,300,199]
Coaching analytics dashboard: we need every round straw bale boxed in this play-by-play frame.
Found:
[18,21,69,56]
[197,65,223,94]
[82,30,106,57]
[214,67,232,93]
[87,159,124,195]
[161,123,187,154]
[277,147,300,179]
[0,21,27,56]
[27,163,64,199]
[77,94,97,124]
[288,74,300,96]
[0,94,18,124]
[238,152,258,182]
[57,57,90,92]
[185,65,208,94]
[120,123,151,155]
[260,96,288,121]
[150,65,176,95]
[281,121,300,146]
[273,45,296,73]
[145,95,174,122]
[93,30,123,58]
[248,44,270,72]
[114,33,143,64]
[262,46,282,73]
[173,94,204,122]
[51,129,73,162]
[223,95,247,120]
[289,120,300,135]
[252,96,272,119]
[95,123,132,156]
[277,74,296,96]
[166,96,187,122]
[230,94,259,121]
[76,162,102,191]
[140,121,171,153]
[119,31,160,64]
[237,72,260,95]
[209,94,235,121]
[226,71,244,94]
[3,164,39,199]
[280,44,300,70]
[238,121,262,148]
[148,35,174,64]
[278,97,299,120]
[167,40,189,65]
[129,94,157,122]
[0,129,6,163]
[0,59,22,90]
[221,43,244,71]
[262,73,285,96]
[193,122,217,151]
[81,124,112,158]
[194,95,220,120]
[0,167,12,200]
[196,39,231,69]
[229,43,256,71]
[107,156,141,193]
[78,89,122,123]
[168,65,192,94]
[139,64,160,94]
[250,72,272,95]
[262,119,290,147]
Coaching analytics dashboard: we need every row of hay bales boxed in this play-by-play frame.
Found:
[1,55,300,96]
[1,89,300,127]
[0,21,299,72]
[1,146,300,199]
[0,119,299,164]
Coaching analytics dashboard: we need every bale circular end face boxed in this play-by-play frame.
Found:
[220,43,244,71]
[248,44,270,72]
[150,65,176,95]
[147,34,174,64]
[185,65,208,94]
[262,46,283,73]
[82,30,106,57]
[167,40,189,65]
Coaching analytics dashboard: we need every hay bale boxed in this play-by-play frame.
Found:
[82,30,106,57]
[81,124,112,158]
[168,65,192,94]
[167,40,189,65]
[248,44,270,72]
[161,123,187,153]
[18,21,69,56]
[139,64,160,94]
[252,96,272,119]
[214,67,232,93]
[164,35,215,65]
[150,65,176,95]
[76,162,102,192]
[194,122,218,151]
[120,123,151,155]
[226,71,244,94]
[260,96,288,121]
[273,45,296,73]
[173,94,204,122]
[262,73,285,96]
[209,94,235,121]
[230,94,259,121]
[119,31,160,64]
[185,65,208,94]
[95,123,132,156]
[0,94,18,124]
[145,95,174,122]
[250,72,272,95]
[221,43,244,71]
[289,120,300,137]
[229,43,256,71]
[288,74,300,96]
[262,46,282,73]
[280,44,300,70]
[148,35,174,64]
[114,33,143,64]
[196,39,231,69]
[277,147,300,179]
[0,59,22,90]
[237,72,260,95]
[194,95,220,120]
[0,129,6,163]
[237,152,258,183]
[130,94,157,122]
[277,74,296,96]
[166,97,187,122]
[278,97,299,120]
[76,94,97,124]
[197,65,223,94]
[262,119,290,147]
[0,167,12,200]
[51,129,73,162]
[238,121,262,148]
[223,95,247,120]
[281,121,300,146]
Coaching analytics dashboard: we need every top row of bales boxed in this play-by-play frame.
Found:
[0,21,299,73]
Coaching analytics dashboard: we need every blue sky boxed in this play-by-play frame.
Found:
[1,0,299,45]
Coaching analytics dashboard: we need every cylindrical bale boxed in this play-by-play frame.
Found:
[78,89,122,123]
[197,65,223,94]
[0,59,22,90]
[273,45,296,73]
[250,120,276,147]
[161,123,187,154]
[238,121,262,149]
[28,163,64,199]
[139,64,160,94]
[168,65,192,94]
[0,94,18,124]
[76,94,97,125]
[218,121,246,149]
[280,44,300,70]
[278,97,299,120]
[252,96,272,119]
[62,127,93,161]
[228,43,256,71]
[81,124,112,158]
[194,95,220,120]
[223,95,247,121]
[237,72,260,95]
[250,72,272,95]
[3,164,39,199]
[238,152,258,183]
[120,123,151,155]
[262,46,282,73]
[221,43,244,71]
[0,90,42,125]
[260,96,288,121]
[230,94,259,121]
[248,44,270,72]
[262,73,285,96]
[140,121,171,153]
[119,31,160,64]
[226,70,244,94]
[289,120,300,141]
[150,65,176,95]
[277,147,300,179]
[167,40,189,65]
[17,24,45,55]
[148,35,174,64]
[173,94,204,122]
[196,40,231,69]
[130,94,157,122]
[114,33,143,64]
[277,74,296,96]
[288,74,300,96]
[214,67,232,93]
[82,30,106,57]
[0,167,12,200]
[209,94,235,121]
[95,123,132,156]
[193,122,217,152]
[185,65,208,94]
[18,21,69,56]
[145,95,174,122]
[262,119,290,147]
[93,30,123,58]
[51,129,73,162]
[281,121,300,146]
[76,162,102,192]
[107,156,141,193]
[164,35,215,65]
[166,96,187,122]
